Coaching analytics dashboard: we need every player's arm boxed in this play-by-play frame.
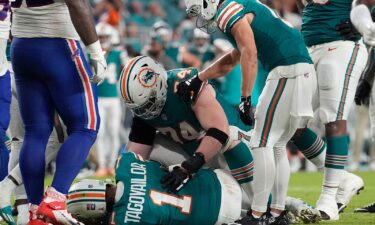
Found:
[161,85,230,193]
[126,117,156,159]
[65,0,107,84]
[351,0,375,45]
[355,47,375,105]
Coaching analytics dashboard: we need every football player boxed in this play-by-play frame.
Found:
[95,22,127,177]
[119,56,255,215]
[10,0,107,224]
[289,0,370,220]
[67,153,321,225]
[182,0,317,224]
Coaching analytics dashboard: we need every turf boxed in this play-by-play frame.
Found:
[1,172,374,225]
[288,172,375,225]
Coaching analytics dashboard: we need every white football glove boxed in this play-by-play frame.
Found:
[363,24,375,46]
[87,40,107,85]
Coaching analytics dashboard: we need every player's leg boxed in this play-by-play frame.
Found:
[107,97,122,175]
[33,39,97,224]
[95,97,108,176]
[316,41,368,220]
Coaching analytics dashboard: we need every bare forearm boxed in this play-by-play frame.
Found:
[65,0,98,45]
[199,50,238,80]
[240,51,257,97]
[195,137,223,162]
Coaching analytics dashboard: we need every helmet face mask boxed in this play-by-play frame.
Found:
[185,0,219,33]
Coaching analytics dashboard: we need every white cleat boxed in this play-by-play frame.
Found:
[286,197,321,224]
[316,195,339,221]
[336,172,364,213]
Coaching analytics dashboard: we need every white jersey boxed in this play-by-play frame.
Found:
[11,0,79,39]
[0,13,10,40]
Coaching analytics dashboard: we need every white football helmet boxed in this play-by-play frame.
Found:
[67,179,108,224]
[96,22,115,49]
[119,56,168,120]
[185,0,219,33]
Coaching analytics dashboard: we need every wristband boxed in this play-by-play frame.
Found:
[87,40,103,59]
[181,152,205,174]
[206,128,229,146]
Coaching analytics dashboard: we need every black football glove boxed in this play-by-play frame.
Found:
[160,153,205,193]
[238,96,255,126]
[355,79,372,106]
[336,19,360,41]
[176,75,204,103]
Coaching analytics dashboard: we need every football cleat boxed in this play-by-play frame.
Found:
[285,197,320,224]
[28,211,52,225]
[269,211,289,225]
[336,172,364,213]
[354,202,375,213]
[316,195,339,221]
[226,213,271,225]
[37,187,84,225]
[0,205,16,225]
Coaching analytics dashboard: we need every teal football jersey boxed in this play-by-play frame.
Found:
[97,50,123,97]
[215,0,312,72]
[144,67,251,155]
[114,152,222,225]
[302,0,359,47]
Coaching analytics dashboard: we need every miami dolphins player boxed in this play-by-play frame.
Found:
[285,0,371,220]
[182,0,317,224]
[95,22,127,177]
[119,55,256,215]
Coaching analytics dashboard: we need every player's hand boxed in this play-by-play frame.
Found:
[238,96,255,126]
[336,19,360,41]
[161,166,192,193]
[87,40,107,85]
[355,79,372,106]
[176,75,205,103]
[363,24,375,46]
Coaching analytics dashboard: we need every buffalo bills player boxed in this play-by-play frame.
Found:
[10,0,106,224]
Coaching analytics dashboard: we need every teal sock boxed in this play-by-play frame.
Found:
[224,141,254,184]
[294,128,325,160]
[325,136,349,169]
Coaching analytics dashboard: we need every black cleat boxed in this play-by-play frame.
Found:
[355,202,375,213]
[224,213,270,225]
[269,211,290,225]
[319,210,331,220]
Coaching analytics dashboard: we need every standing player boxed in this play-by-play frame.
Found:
[10,0,106,224]
[182,0,316,224]
[293,0,369,220]
[95,22,126,177]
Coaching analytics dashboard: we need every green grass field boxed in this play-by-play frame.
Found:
[1,172,374,225]
[288,172,375,225]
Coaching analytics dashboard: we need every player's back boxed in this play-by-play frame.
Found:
[11,0,78,39]
[114,152,222,225]
[215,0,312,72]
[302,0,358,47]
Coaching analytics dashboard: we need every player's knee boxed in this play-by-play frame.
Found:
[24,124,53,141]
[325,121,347,137]
[68,128,98,144]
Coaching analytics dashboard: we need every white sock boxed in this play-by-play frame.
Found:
[0,177,18,205]
[251,147,275,213]
[29,204,38,220]
[271,144,290,211]
[309,149,326,169]
[45,187,66,203]
[16,203,29,225]
[271,211,281,217]
[321,167,344,197]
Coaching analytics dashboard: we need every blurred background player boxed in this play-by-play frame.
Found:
[95,21,127,177]
[10,0,107,224]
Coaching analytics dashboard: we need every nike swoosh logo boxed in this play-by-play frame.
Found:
[328,47,338,51]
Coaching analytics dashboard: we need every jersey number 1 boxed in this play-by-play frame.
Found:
[12,0,54,8]
[150,190,192,214]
